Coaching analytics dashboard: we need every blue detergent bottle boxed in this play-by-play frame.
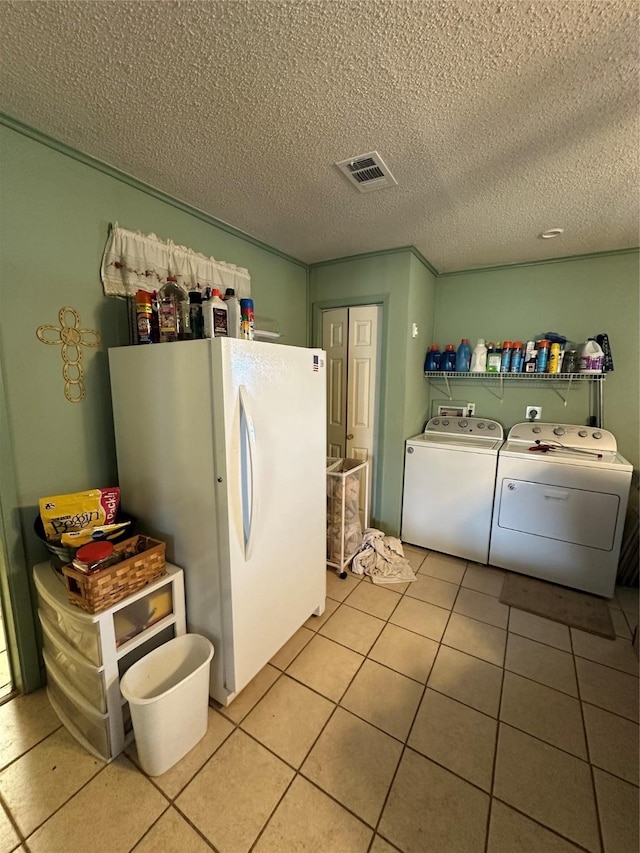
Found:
[455,339,471,372]
[441,344,456,371]
[424,345,441,371]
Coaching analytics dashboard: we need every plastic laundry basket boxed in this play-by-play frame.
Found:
[120,633,214,776]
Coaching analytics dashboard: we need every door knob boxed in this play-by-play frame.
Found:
[346,433,354,440]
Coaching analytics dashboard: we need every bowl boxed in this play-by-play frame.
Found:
[34,510,137,573]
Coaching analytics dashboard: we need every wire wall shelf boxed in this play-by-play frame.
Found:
[423,371,605,404]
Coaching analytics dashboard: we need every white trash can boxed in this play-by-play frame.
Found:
[120,633,214,776]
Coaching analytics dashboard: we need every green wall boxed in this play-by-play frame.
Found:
[434,251,640,468]
[310,250,437,535]
[0,122,308,689]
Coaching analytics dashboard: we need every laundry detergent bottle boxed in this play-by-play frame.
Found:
[470,339,488,372]
[441,344,456,371]
[455,339,471,372]
[424,345,441,372]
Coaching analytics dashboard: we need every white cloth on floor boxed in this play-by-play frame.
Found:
[351,529,417,585]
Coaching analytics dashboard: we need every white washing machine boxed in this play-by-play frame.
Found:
[401,416,504,563]
[489,422,633,598]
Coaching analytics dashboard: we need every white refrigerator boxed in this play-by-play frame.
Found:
[108,338,326,705]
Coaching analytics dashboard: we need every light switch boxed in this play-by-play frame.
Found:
[412,323,419,338]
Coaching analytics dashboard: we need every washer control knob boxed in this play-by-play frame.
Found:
[508,483,516,491]
[553,427,565,436]
[592,431,603,440]
[578,430,588,437]
[478,422,485,429]
[407,447,414,454]
[442,419,449,426]
[458,419,468,428]
[433,419,440,425]
[533,427,542,434]
[487,423,496,430]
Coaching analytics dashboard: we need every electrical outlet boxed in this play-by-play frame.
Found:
[412,323,419,338]
[526,405,542,420]
[467,402,475,416]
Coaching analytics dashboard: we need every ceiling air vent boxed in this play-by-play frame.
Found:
[335,151,397,193]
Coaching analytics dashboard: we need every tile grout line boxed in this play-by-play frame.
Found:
[0,790,27,852]
[490,796,596,853]
[367,563,465,851]
[570,625,606,853]
[485,604,508,853]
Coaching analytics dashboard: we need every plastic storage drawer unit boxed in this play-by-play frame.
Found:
[34,566,102,665]
[39,611,107,713]
[44,651,111,760]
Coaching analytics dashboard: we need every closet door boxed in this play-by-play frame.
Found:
[322,306,380,523]
[322,308,348,458]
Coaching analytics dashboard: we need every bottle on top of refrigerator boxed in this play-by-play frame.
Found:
[441,344,456,371]
[524,340,537,372]
[470,339,487,372]
[500,341,513,373]
[536,339,550,373]
[135,289,153,344]
[158,276,187,343]
[509,341,524,373]
[455,339,471,372]
[548,342,562,374]
[223,288,241,338]
[486,341,502,373]
[189,290,204,340]
[211,289,228,337]
[579,338,604,373]
[240,298,255,340]
[424,345,441,372]
[202,287,229,338]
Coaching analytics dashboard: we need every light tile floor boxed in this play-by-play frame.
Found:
[0,549,638,853]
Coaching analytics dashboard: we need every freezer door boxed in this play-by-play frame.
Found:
[212,339,326,695]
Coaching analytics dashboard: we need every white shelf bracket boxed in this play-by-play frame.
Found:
[552,376,572,405]
[485,375,505,401]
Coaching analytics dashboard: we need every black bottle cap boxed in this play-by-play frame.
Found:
[189,291,202,304]
[225,288,235,297]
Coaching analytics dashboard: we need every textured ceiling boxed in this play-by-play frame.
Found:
[1,0,638,272]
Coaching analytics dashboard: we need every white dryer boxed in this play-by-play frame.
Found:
[489,422,633,598]
[401,416,504,563]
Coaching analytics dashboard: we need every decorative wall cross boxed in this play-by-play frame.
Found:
[36,307,101,403]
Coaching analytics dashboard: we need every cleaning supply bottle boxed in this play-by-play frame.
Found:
[487,342,502,373]
[579,338,604,373]
[424,345,441,372]
[500,341,512,373]
[441,344,456,371]
[536,339,550,373]
[524,341,537,372]
[509,341,524,373]
[223,288,241,338]
[470,339,487,372]
[455,339,471,372]
[548,342,562,374]
[204,288,228,337]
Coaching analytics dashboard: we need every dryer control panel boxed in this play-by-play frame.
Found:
[507,422,617,452]
[425,416,504,438]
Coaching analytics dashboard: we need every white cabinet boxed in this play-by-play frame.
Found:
[33,562,186,762]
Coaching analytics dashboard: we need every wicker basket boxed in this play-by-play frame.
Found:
[62,534,166,614]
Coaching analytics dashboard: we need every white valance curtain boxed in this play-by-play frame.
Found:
[100,223,251,300]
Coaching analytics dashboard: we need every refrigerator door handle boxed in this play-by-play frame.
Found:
[239,385,258,560]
